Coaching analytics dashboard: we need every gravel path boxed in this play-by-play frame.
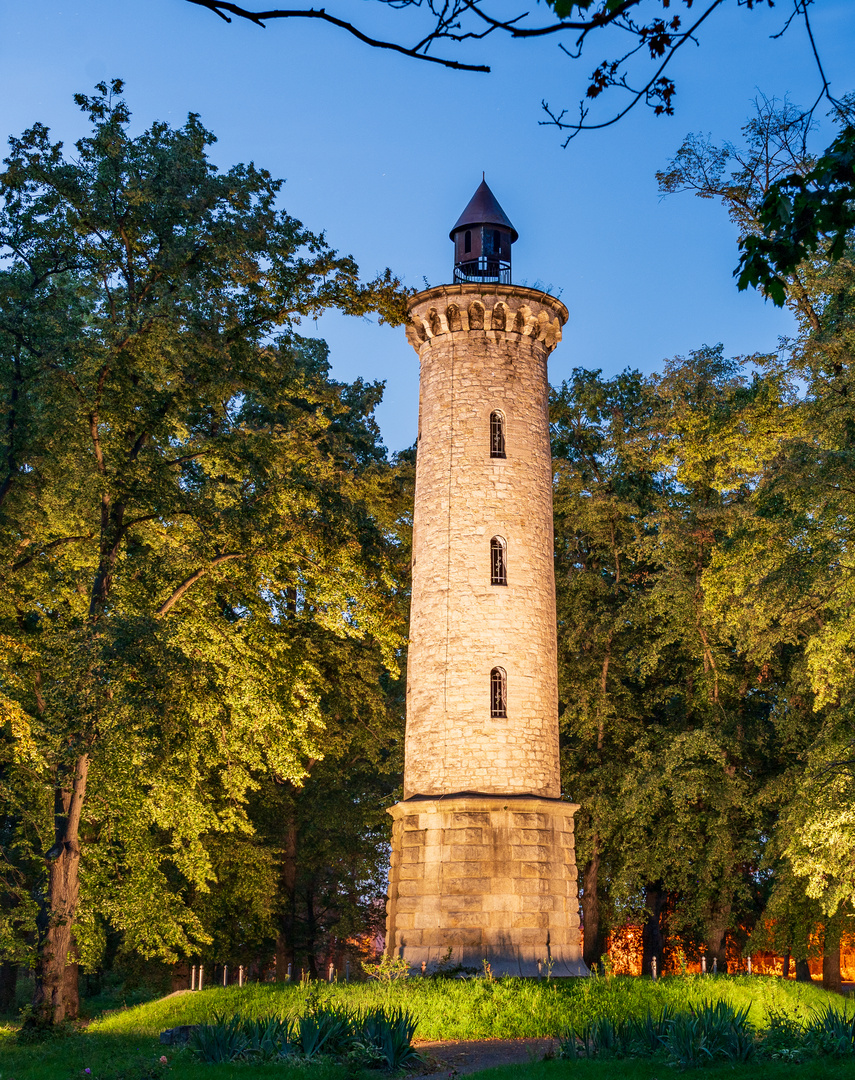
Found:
[413,1037,557,1076]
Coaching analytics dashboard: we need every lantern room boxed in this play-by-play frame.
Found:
[449,177,518,285]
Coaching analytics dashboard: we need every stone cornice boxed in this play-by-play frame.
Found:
[406,283,568,355]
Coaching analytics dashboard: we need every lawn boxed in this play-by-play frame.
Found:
[471,1059,855,1080]
[0,975,851,1080]
[89,972,845,1041]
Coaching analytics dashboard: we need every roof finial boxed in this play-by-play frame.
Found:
[482,170,485,181]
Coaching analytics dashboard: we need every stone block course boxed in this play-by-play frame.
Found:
[404,285,565,801]
[386,794,585,976]
[385,282,585,979]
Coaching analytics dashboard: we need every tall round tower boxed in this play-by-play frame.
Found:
[385,181,586,977]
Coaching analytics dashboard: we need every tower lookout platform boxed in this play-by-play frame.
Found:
[384,181,587,976]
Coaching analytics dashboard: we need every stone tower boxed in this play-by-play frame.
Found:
[384,180,586,977]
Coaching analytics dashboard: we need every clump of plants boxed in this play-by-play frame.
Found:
[191,1004,421,1069]
[558,999,855,1069]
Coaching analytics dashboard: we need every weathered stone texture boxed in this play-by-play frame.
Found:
[404,284,568,799]
[385,796,586,976]
[385,282,586,977]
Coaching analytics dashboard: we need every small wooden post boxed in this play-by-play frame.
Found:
[191,965,197,991]
[747,956,752,975]
[328,963,335,983]
[199,965,205,991]
[238,965,244,987]
[345,961,350,983]
[701,956,707,975]
[537,959,543,980]
[223,965,228,987]
[421,961,427,976]
[287,963,292,982]
[651,956,658,981]
[712,957,718,974]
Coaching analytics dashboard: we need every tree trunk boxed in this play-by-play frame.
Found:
[782,950,791,979]
[306,883,318,979]
[275,815,298,981]
[62,946,80,1020]
[823,938,842,994]
[581,834,604,970]
[795,958,813,983]
[31,753,88,1026]
[704,900,731,974]
[0,963,18,1013]
[640,882,666,977]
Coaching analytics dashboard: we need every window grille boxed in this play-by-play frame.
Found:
[490,411,505,458]
[491,537,507,586]
[490,667,507,718]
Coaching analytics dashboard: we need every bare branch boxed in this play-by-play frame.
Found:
[182,0,491,71]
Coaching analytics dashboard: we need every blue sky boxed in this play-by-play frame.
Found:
[2,1,852,450]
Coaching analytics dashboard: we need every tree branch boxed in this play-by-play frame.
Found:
[156,551,246,616]
[10,534,94,573]
[182,0,492,71]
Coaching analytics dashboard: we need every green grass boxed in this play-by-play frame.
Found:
[469,1058,855,1080]
[89,974,848,1041]
[0,1026,354,1080]
[0,975,850,1080]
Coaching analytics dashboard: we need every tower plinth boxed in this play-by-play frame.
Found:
[385,185,586,977]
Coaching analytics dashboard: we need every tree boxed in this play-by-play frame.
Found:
[552,366,661,968]
[738,119,855,305]
[553,347,808,974]
[0,80,409,1024]
[662,93,855,947]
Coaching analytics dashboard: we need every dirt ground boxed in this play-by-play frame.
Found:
[413,1038,558,1076]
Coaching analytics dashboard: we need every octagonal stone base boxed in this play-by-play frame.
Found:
[385,795,588,977]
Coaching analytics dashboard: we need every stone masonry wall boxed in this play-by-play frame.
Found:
[404,285,568,800]
[385,795,585,976]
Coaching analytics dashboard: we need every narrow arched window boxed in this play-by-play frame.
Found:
[490,411,506,458]
[490,667,507,718]
[490,537,507,586]
[464,229,472,254]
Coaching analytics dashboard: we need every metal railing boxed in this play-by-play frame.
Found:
[453,258,511,285]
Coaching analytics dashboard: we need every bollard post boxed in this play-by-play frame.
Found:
[345,961,350,983]
[199,965,205,991]
[287,963,292,982]
[747,956,752,975]
[701,956,706,975]
[223,965,228,987]
[651,956,658,981]
[191,965,196,991]
[712,958,718,975]
[238,965,244,988]
[328,963,335,983]
[421,961,427,975]
[537,959,543,980]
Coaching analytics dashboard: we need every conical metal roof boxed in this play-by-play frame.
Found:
[449,178,519,243]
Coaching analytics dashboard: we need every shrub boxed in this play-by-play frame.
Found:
[190,1003,420,1068]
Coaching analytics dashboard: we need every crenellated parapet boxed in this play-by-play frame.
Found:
[406,284,568,354]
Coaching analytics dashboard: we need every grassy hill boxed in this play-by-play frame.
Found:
[91,973,845,1041]
[0,975,851,1080]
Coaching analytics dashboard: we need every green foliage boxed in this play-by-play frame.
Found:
[0,78,410,1014]
[358,1006,420,1070]
[738,120,855,305]
[363,955,412,982]
[189,1004,418,1069]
